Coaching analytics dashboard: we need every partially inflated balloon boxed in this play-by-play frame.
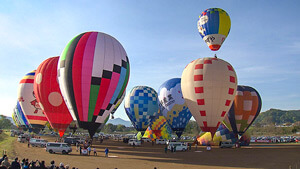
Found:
[34,57,73,137]
[197,8,231,51]
[18,71,48,129]
[150,113,167,139]
[197,124,237,146]
[224,85,262,136]
[181,57,237,136]
[124,86,159,132]
[158,78,192,138]
[58,32,130,137]
[161,124,172,140]
[143,126,156,141]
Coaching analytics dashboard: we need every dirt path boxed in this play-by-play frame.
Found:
[13,136,300,169]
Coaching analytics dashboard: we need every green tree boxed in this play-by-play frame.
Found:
[0,115,13,129]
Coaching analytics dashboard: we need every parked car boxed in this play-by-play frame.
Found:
[156,139,166,144]
[29,138,47,147]
[128,139,141,146]
[17,135,27,143]
[141,138,151,142]
[64,137,81,145]
[167,142,188,151]
[46,142,72,154]
[219,141,234,148]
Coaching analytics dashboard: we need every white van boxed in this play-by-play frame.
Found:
[167,142,188,151]
[46,142,72,154]
[156,139,166,144]
[128,139,141,146]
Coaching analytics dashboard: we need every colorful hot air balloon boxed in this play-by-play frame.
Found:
[124,86,159,133]
[110,92,126,119]
[143,126,157,141]
[224,85,262,136]
[57,31,130,138]
[34,57,73,137]
[196,123,237,146]
[150,113,167,139]
[12,111,20,128]
[161,124,172,140]
[181,57,237,137]
[197,8,231,51]
[18,71,48,130]
[15,102,31,129]
[158,78,192,138]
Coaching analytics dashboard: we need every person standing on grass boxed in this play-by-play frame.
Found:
[87,146,91,156]
[105,147,109,157]
[93,147,97,156]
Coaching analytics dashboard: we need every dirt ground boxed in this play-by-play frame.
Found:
[13,136,300,169]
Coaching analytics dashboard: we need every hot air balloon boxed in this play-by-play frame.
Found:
[124,86,159,134]
[196,123,237,146]
[110,92,126,119]
[143,126,157,141]
[18,70,48,131]
[224,85,262,137]
[12,111,20,128]
[158,78,192,138]
[57,31,130,138]
[197,8,231,51]
[161,124,172,140]
[34,57,73,137]
[14,102,31,130]
[150,113,167,139]
[181,57,237,137]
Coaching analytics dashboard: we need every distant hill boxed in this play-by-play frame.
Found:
[254,109,300,125]
[107,118,132,127]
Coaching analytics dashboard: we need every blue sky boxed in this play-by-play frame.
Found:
[0,0,299,121]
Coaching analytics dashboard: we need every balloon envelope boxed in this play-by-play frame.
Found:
[224,85,262,136]
[197,8,231,51]
[181,57,237,136]
[124,86,159,132]
[57,31,130,137]
[158,78,192,138]
[18,70,48,129]
[197,123,237,146]
[150,113,167,139]
[34,57,73,137]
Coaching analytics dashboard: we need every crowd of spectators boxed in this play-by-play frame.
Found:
[0,155,78,169]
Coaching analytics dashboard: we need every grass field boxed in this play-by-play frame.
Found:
[0,132,16,159]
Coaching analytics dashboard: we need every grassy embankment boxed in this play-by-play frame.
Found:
[0,131,16,159]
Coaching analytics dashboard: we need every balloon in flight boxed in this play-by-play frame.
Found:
[197,8,231,51]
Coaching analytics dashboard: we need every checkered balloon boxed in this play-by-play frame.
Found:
[124,86,159,132]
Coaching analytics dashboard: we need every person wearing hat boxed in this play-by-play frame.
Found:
[59,162,65,169]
